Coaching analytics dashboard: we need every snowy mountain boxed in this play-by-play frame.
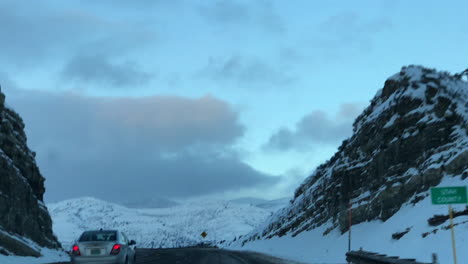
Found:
[48,197,286,251]
[230,197,291,211]
[121,196,179,209]
[232,66,468,263]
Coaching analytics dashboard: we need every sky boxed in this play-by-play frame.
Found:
[0,0,467,203]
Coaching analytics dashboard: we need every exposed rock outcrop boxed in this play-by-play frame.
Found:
[245,66,467,242]
[0,87,61,256]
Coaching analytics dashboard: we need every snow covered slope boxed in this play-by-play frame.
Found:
[230,197,291,212]
[0,247,68,264]
[48,197,284,251]
[232,66,468,263]
[121,196,179,209]
[229,176,467,263]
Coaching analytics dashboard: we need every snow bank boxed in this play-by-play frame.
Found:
[229,176,467,264]
[0,248,68,264]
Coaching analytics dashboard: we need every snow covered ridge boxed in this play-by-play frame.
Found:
[240,66,467,247]
[353,65,467,133]
[48,197,288,251]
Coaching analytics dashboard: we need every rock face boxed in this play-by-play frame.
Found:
[246,66,468,242]
[0,88,61,256]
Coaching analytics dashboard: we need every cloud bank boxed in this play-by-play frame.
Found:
[264,103,363,151]
[4,88,276,202]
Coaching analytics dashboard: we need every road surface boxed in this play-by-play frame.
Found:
[50,248,303,264]
[136,248,303,264]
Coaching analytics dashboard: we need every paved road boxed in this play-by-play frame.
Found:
[50,248,303,264]
[135,248,301,264]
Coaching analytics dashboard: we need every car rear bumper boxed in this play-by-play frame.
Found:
[71,254,125,264]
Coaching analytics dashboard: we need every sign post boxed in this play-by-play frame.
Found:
[348,202,352,252]
[430,186,467,264]
[200,231,208,247]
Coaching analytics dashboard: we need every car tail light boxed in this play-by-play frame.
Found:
[110,244,121,255]
[72,245,81,256]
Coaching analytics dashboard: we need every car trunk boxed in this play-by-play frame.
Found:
[78,241,115,257]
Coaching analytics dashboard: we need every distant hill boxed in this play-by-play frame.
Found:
[121,196,179,209]
[48,197,277,250]
[230,197,291,212]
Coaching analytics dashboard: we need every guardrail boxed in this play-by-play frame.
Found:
[346,250,436,264]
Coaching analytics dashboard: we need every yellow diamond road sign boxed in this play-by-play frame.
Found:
[201,231,207,238]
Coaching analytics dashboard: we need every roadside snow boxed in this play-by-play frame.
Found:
[0,248,68,264]
[230,176,468,264]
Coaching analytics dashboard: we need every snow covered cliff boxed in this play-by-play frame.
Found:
[235,66,467,263]
[0,88,61,257]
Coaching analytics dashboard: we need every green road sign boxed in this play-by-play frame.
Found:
[431,186,467,205]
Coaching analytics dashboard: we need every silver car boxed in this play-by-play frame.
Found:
[71,229,136,264]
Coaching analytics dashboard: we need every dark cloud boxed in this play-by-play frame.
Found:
[199,56,295,86]
[264,104,364,151]
[42,150,276,202]
[62,54,153,87]
[198,0,285,33]
[3,88,275,202]
[0,1,156,67]
[0,1,99,64]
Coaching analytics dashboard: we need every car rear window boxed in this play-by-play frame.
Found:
[79,231,117,242]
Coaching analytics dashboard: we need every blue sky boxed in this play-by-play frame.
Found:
[1,0,467,203]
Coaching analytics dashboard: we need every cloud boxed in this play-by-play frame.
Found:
[337,103,366,120]
[264,103,364,151]
[197,0,284,33]
[3,87,276,202]
[198,0,250,24]
[313,12,392,54]
[42,148,276,202]
[62,54,153,87]
[0,72,17,91]
[79,0,185,9]
[199,55,295,86]
[0,1,156,67]
[321,12,391,36]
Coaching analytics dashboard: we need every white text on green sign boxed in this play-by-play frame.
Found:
[431,186,467,205]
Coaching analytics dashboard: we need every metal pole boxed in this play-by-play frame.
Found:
[449,205,457,264]
[348,202,352,252]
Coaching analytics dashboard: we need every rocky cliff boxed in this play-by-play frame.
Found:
[246,65,467,242]
[0,87,61,256]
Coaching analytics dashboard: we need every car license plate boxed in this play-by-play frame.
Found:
[91,248,101,255]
